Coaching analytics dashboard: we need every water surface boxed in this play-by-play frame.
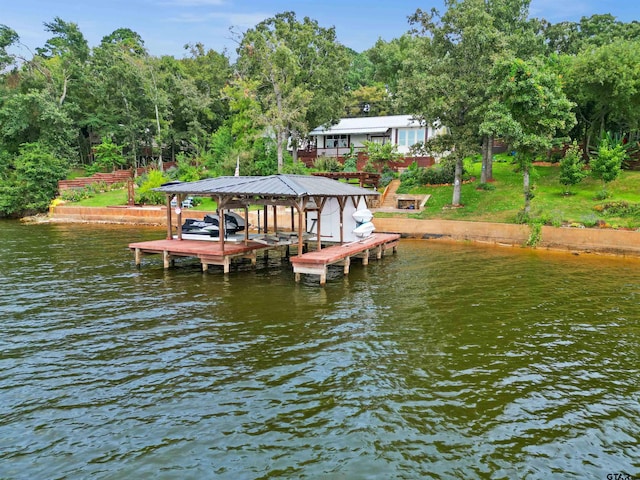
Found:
[0,220,638,479]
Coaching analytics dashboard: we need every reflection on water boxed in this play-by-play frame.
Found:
[0,220,638,479]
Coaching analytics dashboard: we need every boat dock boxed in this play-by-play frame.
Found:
[129,238,276,272]
[129,174,400,285]
[290,233,400,285]
[128,232,400,284]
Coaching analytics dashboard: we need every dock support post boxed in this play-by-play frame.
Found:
[319,269,327,286]
[134,248,141,266]
[295,272,301,282]
[202,262,209,272]
[163,250,171,269]
[343,256,351,275]
[362,249,369,265]
[223,257,231,274]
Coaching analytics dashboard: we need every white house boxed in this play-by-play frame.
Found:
[306,114,445,159]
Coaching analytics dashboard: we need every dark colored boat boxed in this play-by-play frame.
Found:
[181,212,245,237]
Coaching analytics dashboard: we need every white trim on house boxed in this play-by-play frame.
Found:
[309,115,443,156]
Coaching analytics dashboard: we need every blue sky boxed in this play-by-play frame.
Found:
[4,0,640,59]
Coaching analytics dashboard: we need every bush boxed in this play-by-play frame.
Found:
[559,141,587,194]
[135,170,171,205]
[398,157,461,192]
[313,156,342,172]
[342,154,357,173]
[594,201,640,217]
[379,166,396,188]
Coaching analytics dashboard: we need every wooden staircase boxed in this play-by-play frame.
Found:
[380,179,401,208]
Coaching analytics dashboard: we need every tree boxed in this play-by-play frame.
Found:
[36,17,89,106]
[0,24,19,70]
[563,39,640,148]
[362,141,402,172]
[92,136,125,172]
[399,1,507,206]
[590,132,628,195]
[559,141,587,194]
[0,142,67,216]
[233,12,349,172]
[486,57,575,215]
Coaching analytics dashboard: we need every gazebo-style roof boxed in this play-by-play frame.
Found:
[155,174,379,254]
[155,174,378,200]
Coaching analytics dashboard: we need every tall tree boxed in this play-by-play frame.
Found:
[233,12,349,172]
[0,24,19,70]
[484,57,575,215]
[399,0,508,205]
[36,17,89,106]
[563,39,640,148]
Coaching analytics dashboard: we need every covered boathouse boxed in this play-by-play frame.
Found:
[128,174,400,284]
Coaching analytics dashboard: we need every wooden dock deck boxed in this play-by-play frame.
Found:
[290,233,400,285]
[130,233,400,284]
[129,239,274,272]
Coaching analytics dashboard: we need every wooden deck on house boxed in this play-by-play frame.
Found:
[289,233,400,285]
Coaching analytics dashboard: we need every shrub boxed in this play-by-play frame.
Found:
[135,170,171,205]
[559,141,587,194]
[314,155,342,172]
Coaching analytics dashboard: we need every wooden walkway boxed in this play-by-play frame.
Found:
[129,239,274,272]
[290,233,400,285]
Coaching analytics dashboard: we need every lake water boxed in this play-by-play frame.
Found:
[0,219,638,479]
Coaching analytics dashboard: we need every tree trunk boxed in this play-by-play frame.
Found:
[452,155,463,206]
[291,136,299,164]
[481,136,488,183]
[276,130,285,173]
[155,104,163,171]
[486,136,494,181]
[523,163,531,214]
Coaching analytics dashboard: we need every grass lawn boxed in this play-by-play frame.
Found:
[66,159,640,229]
[400,159,640,229]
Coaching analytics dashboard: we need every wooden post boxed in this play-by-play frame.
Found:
[273,205,278,233]
[296,200,304,257]
[134,248,141,266]
[343,256,350,275]
[163,250,171,269]
[176,194,183,240]
[263,206,268,233]
[165,196,173,240]
[244,206,249,244]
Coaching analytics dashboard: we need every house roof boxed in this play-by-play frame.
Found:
[309,115,423,136]
[155,174,379,199]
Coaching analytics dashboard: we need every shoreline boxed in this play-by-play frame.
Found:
[44,204,640,259]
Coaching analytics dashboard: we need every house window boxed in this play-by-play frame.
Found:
[397,128,425,147]
[326,134,348,148]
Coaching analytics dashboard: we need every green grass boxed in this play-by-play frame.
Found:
[75,188,128,207]
[399,160,640,228]
[66,161,640,229]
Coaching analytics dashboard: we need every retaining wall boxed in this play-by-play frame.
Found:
[49,205,640,257]
[373,217,640,257]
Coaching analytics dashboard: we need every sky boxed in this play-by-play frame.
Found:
[4,0,640,60]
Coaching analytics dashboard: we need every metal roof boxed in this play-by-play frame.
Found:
[309,115,423,136]
[155,174,379,199]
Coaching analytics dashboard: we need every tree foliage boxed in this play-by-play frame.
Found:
[233,12,349,172]
[2,5,640,217]
[559,141,587,194]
